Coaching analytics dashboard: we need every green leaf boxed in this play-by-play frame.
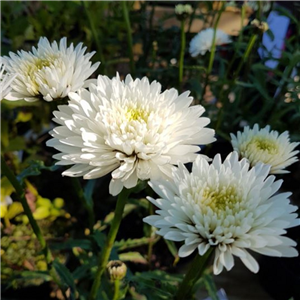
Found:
[119,252,147,264]
[203,273,219,300]
[50,239,93,251]
[164,240,180,266]
[83,179,96,209]
[17,160,59,184]
[53,259,76,299]
[114,236,160,251]
[5,137,27,151]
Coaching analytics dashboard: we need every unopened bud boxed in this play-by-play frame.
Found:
[106,260,127,281]
[251,19,269,32]
[175,4,193,20]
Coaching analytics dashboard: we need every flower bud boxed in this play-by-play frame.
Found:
[175,4,193,21]
[251,19,269,32]
[106,260,127,281]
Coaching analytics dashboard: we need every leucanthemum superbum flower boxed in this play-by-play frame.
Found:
[2,37,100,102]
[143,152,299,275]
[230,124,299,174]
[0,62,17,100]
[46,74,215,196]
[189,28,232,57]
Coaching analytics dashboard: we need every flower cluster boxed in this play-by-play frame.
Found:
[189,28,232,57]
[46,74,215,195]
[2,37,100,102]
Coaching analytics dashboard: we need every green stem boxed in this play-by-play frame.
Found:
[1,156,68,299]
[113,279,120,300]
[175,248,214,300]
[178,20,186,91]
[82,1,106,74]
[71,178,95,232]
[234,34,258,78]
[88,188,131,300]
[122,1,135,76]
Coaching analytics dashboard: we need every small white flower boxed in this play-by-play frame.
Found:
[46,74,215,196]
[2,37,100,102]
[231,124,299,174]
[0,62,17,100]
[245,1,271,13]
[189,28,232,57]
[143,152,299,275]
[175,4,193,16]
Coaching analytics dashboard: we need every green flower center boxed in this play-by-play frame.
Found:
[125,107,149,122]
[247,137,278,154]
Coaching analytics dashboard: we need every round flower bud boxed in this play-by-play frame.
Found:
[106,260,127,281]
[175,4,193,21]
[251,19,269,33]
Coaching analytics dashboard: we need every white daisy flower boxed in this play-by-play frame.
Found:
[245,1,271,13]
[143,152,300,275]
[2,37,100,102]
[0,62,17,100]
[189,28,232,57]
[46,74,215,196]
[230,124,299,174]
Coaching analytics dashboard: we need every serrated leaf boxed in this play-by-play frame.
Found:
[119,252,147,264]
[17,160,59,184]
[115,236,160,251]
[53,259,76,299]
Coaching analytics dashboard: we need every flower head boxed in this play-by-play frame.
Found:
[143,152,299,275]
[0,62,17,100]
[189,28,231,57]
[46,74,215,195]
[2,37,100,102]
[106,260,127,281]
[230,124,299,174]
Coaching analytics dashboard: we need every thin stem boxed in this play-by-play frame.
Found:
[82,1,106,74]
[1,156,68,299]
[178,20,186,92]
[113,279,120,300]
[88,188,131,300]
[175,248,214,300]
[147,203,155,269]
[71,178,95,232]
[122,1,135,76]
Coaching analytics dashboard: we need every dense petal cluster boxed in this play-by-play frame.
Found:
[189,28,232,57]
[144,152,299,275]
[231,124,299,174]
[0,62,17,100]
[47,74,215,195]
[2,37,100,102]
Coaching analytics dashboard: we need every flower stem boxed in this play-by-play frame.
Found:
[88,188,131,300]
[82,1,106,74]
[122,1,135,77]
[175,248,214,300]
[1,156,68,299]
[179,19,186,92]
[113,279,120,300]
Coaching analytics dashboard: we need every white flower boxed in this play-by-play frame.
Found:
[143,152,300,275]
[245,1,271,13]
[46,74,215,196]
[175,4,193,16]
[189,28,232,57]
[0,62,17,100]
[2,37,100,102]
[230,124,299,174]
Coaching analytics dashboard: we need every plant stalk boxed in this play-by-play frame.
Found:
[112,279,120,300]
[175,248,214,300]
[122,1,135,76]
[88,188,131,300]
[179,19,186,92]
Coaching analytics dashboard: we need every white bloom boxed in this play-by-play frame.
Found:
[231,124,299,174]
[245,1,271,13]
[2,37,100,102]
[175,4,193,16]
[189,28,232,57]
[0,62,17,100]
[46,74,215,196]
[143,152,300,275]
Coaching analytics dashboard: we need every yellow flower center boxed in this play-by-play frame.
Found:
[246,137,278,154]
[125,107,149,122]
